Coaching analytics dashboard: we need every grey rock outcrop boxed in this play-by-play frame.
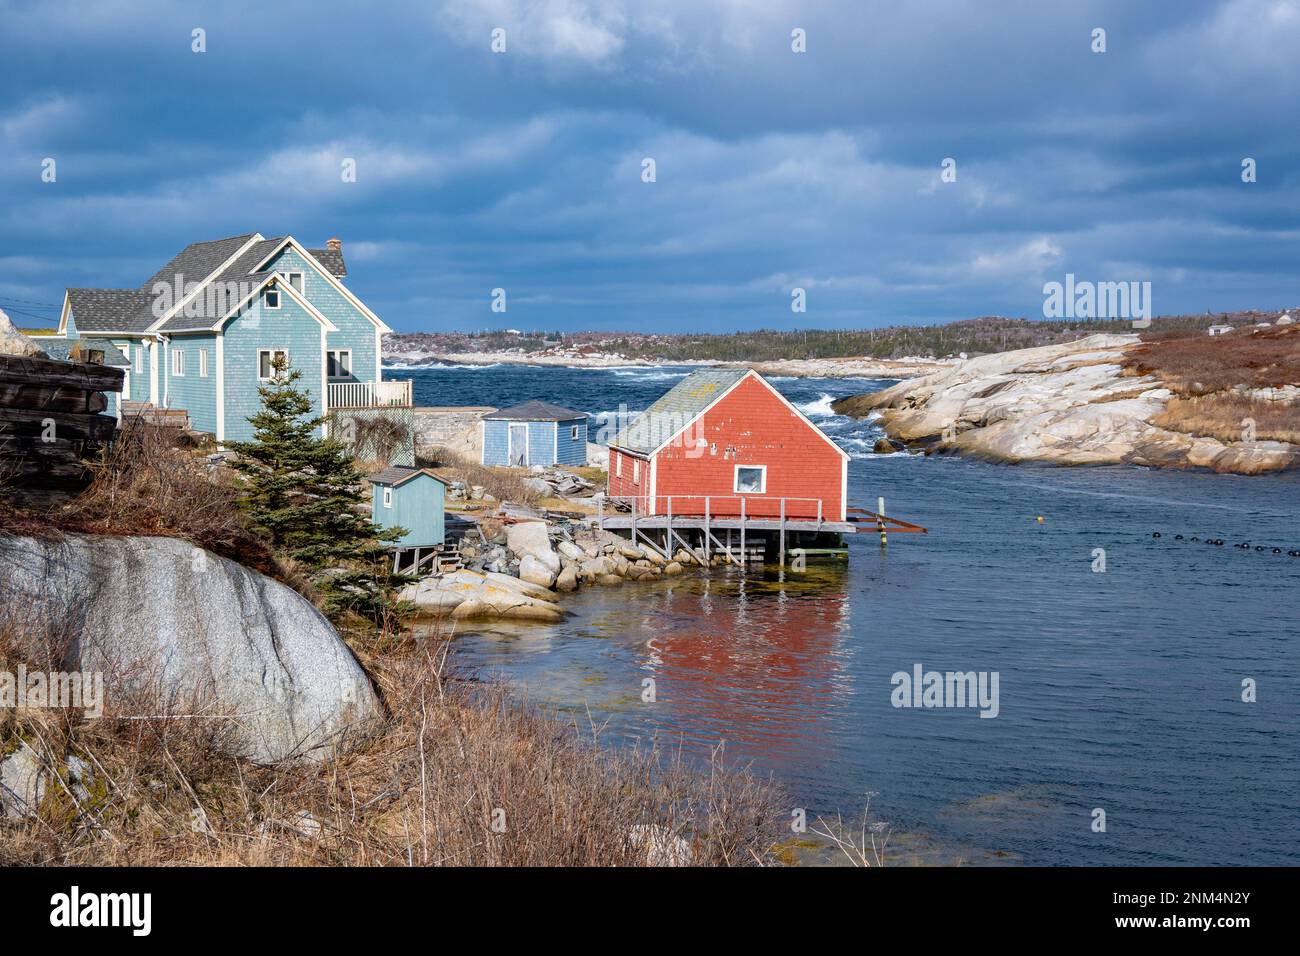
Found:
[0,534,382,764]
[0,309,48,358]
[834,334,1297,474]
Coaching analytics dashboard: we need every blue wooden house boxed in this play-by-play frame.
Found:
[54,233,411,443]
[481,401,587,468]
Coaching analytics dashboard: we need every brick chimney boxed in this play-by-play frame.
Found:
[326,237,342,252]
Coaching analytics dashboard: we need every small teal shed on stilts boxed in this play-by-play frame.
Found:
[481,401,588,468]
[369,466,449,573]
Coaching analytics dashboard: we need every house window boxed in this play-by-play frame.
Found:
[327,349,352,379]
[280,271,304,293]
[258,349,289,381]
[632,459,641,486]
[171,349,184,377]
[199,347,209,378]
[570,424,580,441]
[382,487,393,509]
[134,345,143,373]
[264,289,281,310]
[734,465,765,494]
[616,454,622,478]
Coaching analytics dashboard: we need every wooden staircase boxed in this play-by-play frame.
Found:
[122,401,190,428]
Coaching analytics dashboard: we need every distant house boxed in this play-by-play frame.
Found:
[1207,325,1234,336]
[1276,313,1295,325]
[481,401,587,468]
[369,466,446,549]
[607,368,849,521]
[55,233,411,443]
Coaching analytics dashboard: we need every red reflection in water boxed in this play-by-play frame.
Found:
[637,571,853,758]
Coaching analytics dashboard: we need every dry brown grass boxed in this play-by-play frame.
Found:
[1127,324,1300,395]
[0,420,281,580]
[1,622,785,866]
[421,449,545,506]
[1151,395,1300,445]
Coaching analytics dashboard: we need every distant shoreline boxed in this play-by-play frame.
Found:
[383,349,952,380]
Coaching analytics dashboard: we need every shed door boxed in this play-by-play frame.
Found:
[508,423,528,466]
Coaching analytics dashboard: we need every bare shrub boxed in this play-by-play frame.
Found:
[0,420,279,579]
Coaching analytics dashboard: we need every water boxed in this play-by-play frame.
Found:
[390,361,1300,865]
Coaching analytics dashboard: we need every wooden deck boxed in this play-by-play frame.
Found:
[589,495,925,567]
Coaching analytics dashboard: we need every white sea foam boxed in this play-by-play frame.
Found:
[798,393,838,417]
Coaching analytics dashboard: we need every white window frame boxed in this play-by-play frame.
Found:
[264,288,282,310]
[632,459,641,486]
[382,486,393,509]
[616,454,622,478]
[171,348,185,377]
[571,424,580,441]
[734,464,766,494]
[198,347,209,378]
[258,348,289,381]
[327,348,352,380]
[280,271,305,294]
[134,345,144,373]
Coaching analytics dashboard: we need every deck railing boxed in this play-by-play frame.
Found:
[598,494,826,526]
[327,380,412,409]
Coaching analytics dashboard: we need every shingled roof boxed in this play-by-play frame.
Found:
[64,233,349,335]
[307,247,347,277]
[368,466,445,487]
[483,400,587,421]
[610,368,750,455]
[65,288,155,333]
[138,234,257,292]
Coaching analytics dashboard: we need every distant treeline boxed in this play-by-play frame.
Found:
[385,311,1290,361]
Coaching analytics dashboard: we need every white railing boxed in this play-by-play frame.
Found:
[598,494,826,525]
[328,380,412,409]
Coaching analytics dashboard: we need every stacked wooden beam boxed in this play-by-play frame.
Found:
[0,353,124,488]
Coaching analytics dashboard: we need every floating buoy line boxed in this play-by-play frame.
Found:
[1153,531,1300,557]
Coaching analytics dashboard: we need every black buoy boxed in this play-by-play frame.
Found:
[1273,548,1282,554]
[1256,546,1265,552]
[1289,551,1300,557]
[1153,532,1162,538]
[1192,536,1200,542]
[1175,534,1184,541]
[1215,539,1224,546]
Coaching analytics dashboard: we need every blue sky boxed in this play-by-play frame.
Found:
[1,0,1297,333]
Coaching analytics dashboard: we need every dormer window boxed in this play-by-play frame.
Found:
[280,271,304,293]
[265,288,281,310]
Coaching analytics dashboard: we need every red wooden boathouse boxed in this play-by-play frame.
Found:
[607,368,849,521]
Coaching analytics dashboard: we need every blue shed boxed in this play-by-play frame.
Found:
[481,401,588,468]
[369,466,447,548]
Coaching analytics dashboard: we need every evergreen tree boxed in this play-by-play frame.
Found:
[227,355,410,620]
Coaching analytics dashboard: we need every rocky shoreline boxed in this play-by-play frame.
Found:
[400,515,708,623]
[833,333,1299,475]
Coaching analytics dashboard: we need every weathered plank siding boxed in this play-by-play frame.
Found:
[482,417,587,467]
[650,375,845,519]
[221,291,325,444]
[372,473,445,547]
[163,333,218,433]
[261,246,378,386]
